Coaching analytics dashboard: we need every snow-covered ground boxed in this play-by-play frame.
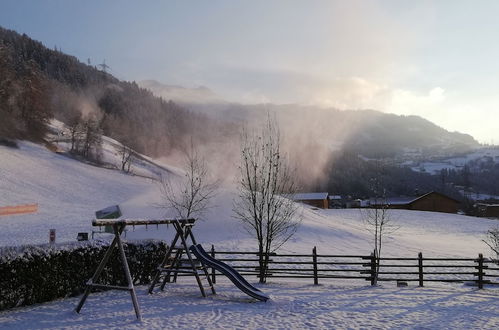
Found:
[2,140,498,257]
[2,138,499,329]
[1,280,498,329]
[411,147,499,175]
[0,141,154,246]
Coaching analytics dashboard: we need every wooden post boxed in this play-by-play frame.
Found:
[211,244,216,284]
[75,223,142,321]
[75,229,120,314]
[370,250,377,286]
[418,252,424,287]
[115,224,142,321]
[312,246,318,285]
[477,253,484,289]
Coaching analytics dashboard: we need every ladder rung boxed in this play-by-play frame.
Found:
[163,269,198,274]
[179,261,201,266]
[159,264,175,269]
[87,283,132,291]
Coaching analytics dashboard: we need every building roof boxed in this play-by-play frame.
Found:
[414,191,460,204]
[368,197,415,206]
[477,203,499,208]
[368,191,460,206]
[293,192,329,200]
[329,195,342,200]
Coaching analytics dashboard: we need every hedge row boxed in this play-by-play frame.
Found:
[0,239,168,311]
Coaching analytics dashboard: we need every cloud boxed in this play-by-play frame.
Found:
[307,77,391,110]
[388,87,446,116]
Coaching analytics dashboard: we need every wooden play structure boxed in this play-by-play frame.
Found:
[75,217,268,321]
[147,220,215,296]
[75,218,215,321]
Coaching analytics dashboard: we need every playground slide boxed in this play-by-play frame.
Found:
[189,244,270,302]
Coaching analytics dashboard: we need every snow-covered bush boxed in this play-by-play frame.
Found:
[0,239,168,310]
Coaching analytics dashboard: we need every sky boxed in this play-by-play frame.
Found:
[1,0,499,143]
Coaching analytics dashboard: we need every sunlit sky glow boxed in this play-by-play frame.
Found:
[2,0,499,143]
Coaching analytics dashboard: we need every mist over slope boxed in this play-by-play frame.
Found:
[138,80,480,193]
[0,139,495,259]
[138,80,479,157]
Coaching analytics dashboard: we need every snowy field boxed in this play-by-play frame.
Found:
[0,141,154,247]
[1,279,498,329]
[1,140,499,257]
[2,139,499,329]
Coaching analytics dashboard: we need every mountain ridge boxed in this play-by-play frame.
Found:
[138,79,479,158]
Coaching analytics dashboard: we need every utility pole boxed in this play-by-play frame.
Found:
[98,59,110,73]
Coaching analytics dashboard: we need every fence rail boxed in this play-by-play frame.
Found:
[207,246,499,289]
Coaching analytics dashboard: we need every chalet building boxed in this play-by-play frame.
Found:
[328,195,342,208]
[477,204,499,218]
[368,191,460,214]
[293,192,329,209]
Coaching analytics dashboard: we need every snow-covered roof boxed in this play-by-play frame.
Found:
[293,192,328,200]
[477,203,499,208]
[329,195,342,200]
[368,197,416,206]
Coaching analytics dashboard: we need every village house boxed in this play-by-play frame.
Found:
[293,192,329,209]
[367,191,460,214]
[328,195,342,208]
[476,203,499,218]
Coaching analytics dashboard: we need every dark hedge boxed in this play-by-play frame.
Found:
[0,239,168,311]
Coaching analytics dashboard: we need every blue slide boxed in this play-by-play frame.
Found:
[189,244,270,302]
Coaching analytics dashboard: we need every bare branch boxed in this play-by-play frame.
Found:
[483,227,499,260]
[361,160,398,285]
[233,114,300,283]
[157,140,219,219]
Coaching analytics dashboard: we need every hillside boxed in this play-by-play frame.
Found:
[0,26,228,158]
[1,139,496,260]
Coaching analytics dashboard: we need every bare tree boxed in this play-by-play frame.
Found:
[233,116,300,283]
[158,142,218,219]
[80,117,102,161]
[67,112,82,152]
[362,162,397,285]
[119,143,134,173]
[483,227,499,261]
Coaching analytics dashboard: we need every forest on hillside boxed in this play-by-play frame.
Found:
[0,26,233,158]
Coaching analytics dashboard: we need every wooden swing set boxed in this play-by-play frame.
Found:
[75,218,215,321]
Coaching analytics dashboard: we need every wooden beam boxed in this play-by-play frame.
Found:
[92,218,196,227]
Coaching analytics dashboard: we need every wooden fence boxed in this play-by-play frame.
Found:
[206,246,499,289]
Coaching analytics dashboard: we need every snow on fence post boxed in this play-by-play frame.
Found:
[476,253,484,289]
[211,244,216,284]
[312,246,318,285]
[418,252,424,287]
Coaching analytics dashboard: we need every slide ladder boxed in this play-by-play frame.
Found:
[148,221,215,297]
